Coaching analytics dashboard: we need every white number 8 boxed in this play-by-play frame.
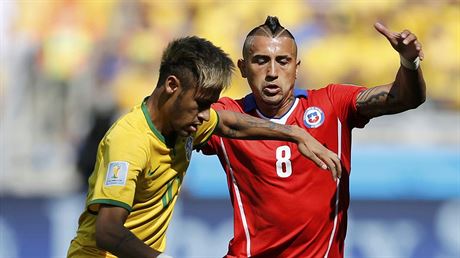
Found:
[276,145,292,178]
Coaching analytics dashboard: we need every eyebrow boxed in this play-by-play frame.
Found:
[197,99,214,106]
[251,54,292,59]
[252,54,269,59]
[195,93,219,107]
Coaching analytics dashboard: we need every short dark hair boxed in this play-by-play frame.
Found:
[242,16,297,58]
[158,36,235,94]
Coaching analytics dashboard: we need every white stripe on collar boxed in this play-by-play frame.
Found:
[256,98,300,125]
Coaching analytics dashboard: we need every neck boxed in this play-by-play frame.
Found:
[147,91,172,137]
[256,95,296,118]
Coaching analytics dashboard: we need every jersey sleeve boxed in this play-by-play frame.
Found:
[326,83,370,128]
[87,130,148,213]
[193,108,219,148]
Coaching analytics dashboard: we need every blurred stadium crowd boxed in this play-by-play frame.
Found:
[0,0,459,196]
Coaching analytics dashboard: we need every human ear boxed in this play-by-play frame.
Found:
[165,75,180,95]
[237,59,247,78]
[296,60,301,79]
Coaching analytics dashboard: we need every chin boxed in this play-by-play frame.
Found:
[262,95,283,105]
[179,130,192,137]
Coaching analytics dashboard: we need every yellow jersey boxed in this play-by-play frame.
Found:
[68,98,218,257]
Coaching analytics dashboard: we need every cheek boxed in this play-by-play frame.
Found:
[248,71,265,84]
[176,109,198,122]
[247,65,264,76]
[170,108,188,123]
[281,68,297,80]
[172,99,198,120]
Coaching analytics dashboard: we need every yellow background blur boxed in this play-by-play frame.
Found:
[5,0,459,111]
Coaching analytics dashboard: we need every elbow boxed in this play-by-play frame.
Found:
[417,94,426,107]
[95,225,115,251]
[95,230,110,250]
[410,92,426,109]
[403,98,424,111]
[412,81,427,108]
[402,89,426,110]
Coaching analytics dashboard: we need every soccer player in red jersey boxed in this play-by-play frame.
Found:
[201,16,426,258]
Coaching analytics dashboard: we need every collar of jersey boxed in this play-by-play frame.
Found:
[141,97,166,144]
[242,88,308,113]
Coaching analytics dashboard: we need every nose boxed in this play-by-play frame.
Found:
[266,60,278,80]
[197,108,210,122]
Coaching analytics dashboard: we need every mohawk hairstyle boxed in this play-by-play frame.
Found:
[266,16,280,34]
[242,16,296,58]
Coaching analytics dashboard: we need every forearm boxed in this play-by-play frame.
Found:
[215,110,303,142]
[393,64,426,109]
[96,223,161,258]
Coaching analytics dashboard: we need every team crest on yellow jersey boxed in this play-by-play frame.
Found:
[185,136,193,161]
[105,161,128,186]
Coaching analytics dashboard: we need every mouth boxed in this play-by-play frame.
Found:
[186,124,198,133]
[262,84,281,96]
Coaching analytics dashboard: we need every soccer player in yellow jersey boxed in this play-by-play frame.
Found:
[67,36,340,258]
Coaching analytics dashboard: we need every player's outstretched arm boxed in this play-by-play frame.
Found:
[215,110,342,180]
[356,22,426,119]
[95,205,162,258]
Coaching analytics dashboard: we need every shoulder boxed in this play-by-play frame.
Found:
[212,96,245,112]
[218,96,238,104]
[306,84,366,99]
[104,108,150,150]
[325,83,366,93]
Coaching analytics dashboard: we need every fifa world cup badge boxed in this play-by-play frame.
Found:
[185,136,193,161]
[303,107,325,128]
[105,161,129,186]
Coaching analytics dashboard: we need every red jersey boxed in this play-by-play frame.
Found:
[201,84,369,258]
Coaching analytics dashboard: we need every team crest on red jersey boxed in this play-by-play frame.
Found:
[303,107,325,128]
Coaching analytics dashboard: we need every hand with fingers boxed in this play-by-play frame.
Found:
[374,22,424,68]
[295,130,342,181]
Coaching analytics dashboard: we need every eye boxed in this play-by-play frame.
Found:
[277,57,290,66]
[252,56,269,65]
[257,58,267,65]
[197,100,212,111]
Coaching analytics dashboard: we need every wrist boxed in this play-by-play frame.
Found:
[291,125,305,143]
[400,54,420,70]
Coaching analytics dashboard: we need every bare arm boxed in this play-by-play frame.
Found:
[215,110,342,180]
[95,205,161,258]
[356,22,426,119]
